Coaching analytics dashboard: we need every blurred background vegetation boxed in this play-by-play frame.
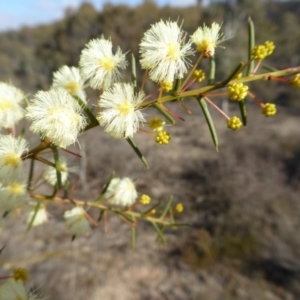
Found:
[0,0,299,106]
[1,0,300,299]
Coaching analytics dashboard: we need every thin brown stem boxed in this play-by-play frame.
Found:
[204,96,230,120]
[180,52,204,90]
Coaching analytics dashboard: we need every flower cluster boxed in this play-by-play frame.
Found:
[140,194,151,205]
[0,17,297,258]
[64,206,91,237]
[0,268,41,300]
[0,18,298,300]
[191,22,224,57]
[262,103,277,117]
[148,117,166,132]
[79,37,127,90]
[13,268,29,282]
[264,41,275,56]
[227,116,242,131]
[97,83,146,138]
[43,156,73,186]
[0,135,28,211]
[290,74,300,89]
[0,278,40,300]
[175,203,184,213]
[0,82,24,129]
[27,206,48,227]
[156,131,171,145]
[228,83,249,101]
[52,65,86,102]
[148,117,171,145]
[140,20,194,83]
[26,88,87,148]
[193,69,206,82]
[251,41,275,62]
[105,177,138,207]
[161,81,173,92]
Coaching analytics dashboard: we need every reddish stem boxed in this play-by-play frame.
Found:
[203,96,230,120]
[267,76,289,83]
[252,61,261,74]
[181,78,196,93]
[247,91,263,106]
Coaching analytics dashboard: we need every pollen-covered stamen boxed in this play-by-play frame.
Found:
[48,106,65,117]
[0,83,24,129]
[117,100,134,116]
[0,135,28,186]
[139,20,194,83]
[26,88,86,148]
[0,182,28,211]
[8,183,25,195]
[97,83,145,139]
[161,81,173,92]
[65,81,81,94]
[148,117,165,132]
[167,43,180,61]
[4,153,21,168]
[47,107,69,125]
[191,22,224,58]
[125,180,136,193]
[197,40,215,55]
[13,268,29,282]
[98,56,115,72]
[80,37,128,90]
[52,66,86,102]
[70,113,82,126]
[0,99,14,110]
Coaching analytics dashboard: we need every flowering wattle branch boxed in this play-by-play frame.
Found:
[0,17,298,235]
[0,17,299,281]
[138,66,300,108]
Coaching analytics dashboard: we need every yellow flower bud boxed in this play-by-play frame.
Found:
[193,69,206,82]
[161,81,173,92]
[251,45,268,62]
[148,117,165,132]
[175,203,184,213]
[262,103,276,117]
[264,41,275,56]
[227,116,242,131]
[156,131,171,145]
[140,194,151,205]
[13,268,29,282]
[290,74,300,89]
[228,83,248,101]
